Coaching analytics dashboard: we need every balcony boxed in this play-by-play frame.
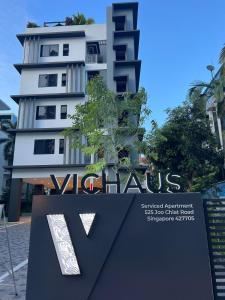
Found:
[86,41,106,64]
[86,54,104,64]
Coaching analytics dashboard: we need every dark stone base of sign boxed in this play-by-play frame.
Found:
[26,193,214,300]
[8,178,23,222]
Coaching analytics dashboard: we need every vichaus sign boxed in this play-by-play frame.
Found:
[50,171,181,194]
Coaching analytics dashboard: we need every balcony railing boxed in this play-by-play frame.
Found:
[86,54,105,64]
[43,21,66,27]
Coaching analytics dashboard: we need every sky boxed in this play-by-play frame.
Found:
[0,0,224,126]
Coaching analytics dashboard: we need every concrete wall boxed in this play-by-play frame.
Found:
[17,97,85,129]
[113,9,134,31]
[106,3,140,167]
[114,36,135,61]
[25,24,106,37]
[14,132,87,167]
[20,66,85,95]
[11,166,104,179]
[14,6,140,170]
[114,66,136,93]
[38,38,85,63]
[13,132,65,166]
[23,25,106,64]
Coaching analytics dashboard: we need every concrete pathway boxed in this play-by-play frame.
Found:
[0,217,30,300]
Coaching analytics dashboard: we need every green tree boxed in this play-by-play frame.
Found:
[142,89,223,192]
[0,120,16,165]
[0,120,16,207]
[64,76,150,173]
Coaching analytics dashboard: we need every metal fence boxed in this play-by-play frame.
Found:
[204,199,225,299]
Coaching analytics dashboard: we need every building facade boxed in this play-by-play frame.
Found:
[8,2,141,221]
[0,100,17,200]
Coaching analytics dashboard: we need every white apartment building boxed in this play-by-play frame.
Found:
[8,2,141,221]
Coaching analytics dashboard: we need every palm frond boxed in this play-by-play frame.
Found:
[219,44,225,65]
[188,81,209,98]
[190,80,211,89]
[73,13,86,25]
[72,13,95,25]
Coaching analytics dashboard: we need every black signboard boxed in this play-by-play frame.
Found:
[26,193,214,300]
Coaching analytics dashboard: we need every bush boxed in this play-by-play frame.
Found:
[27,21,39,28]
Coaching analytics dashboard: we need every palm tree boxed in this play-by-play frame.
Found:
[190,67,225,137]
[219,45,225,64]
[0,119,16,165]
[72,13,95,25]
[188,53,225,163]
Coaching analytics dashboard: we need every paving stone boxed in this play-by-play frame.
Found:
[0,218,30,300]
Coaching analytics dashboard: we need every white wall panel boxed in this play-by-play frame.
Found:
[13,132,65,166]
[33,98,85,128]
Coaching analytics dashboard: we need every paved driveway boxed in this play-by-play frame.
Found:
[0,217,30,300]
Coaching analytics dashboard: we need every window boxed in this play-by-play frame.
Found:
[61,73,67,86]
[87,43,99,55]
[36,106,56,120]
[118,110,128,126]
[34,139,55,154]
[97,145,104,159]
[116,49,126,61]
[115,16,125,31]
[115,76,127,93]
[40,45,59,57]
[63,44,69,56]
[61,105,67,119]
[39,74,58,87]
[114,45,126,61]
[118,148,129,159]
[87,71,99,81]
[59,139,64,154]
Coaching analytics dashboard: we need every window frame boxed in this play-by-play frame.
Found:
[87,71,100,82]
[118,110,129,126]
[87,42,100,55]
[38,74,58,88]
[34,139,55,155]
[36,105,56,120]
[59,139,64,154]
[118,147,130,160]
[116,49,126,61]
[115,76,127,93]
[63,44,69,56]
[61,73,67,87]
[114,16,126,31]
[60,105,67,119]
[40,44,59,57]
